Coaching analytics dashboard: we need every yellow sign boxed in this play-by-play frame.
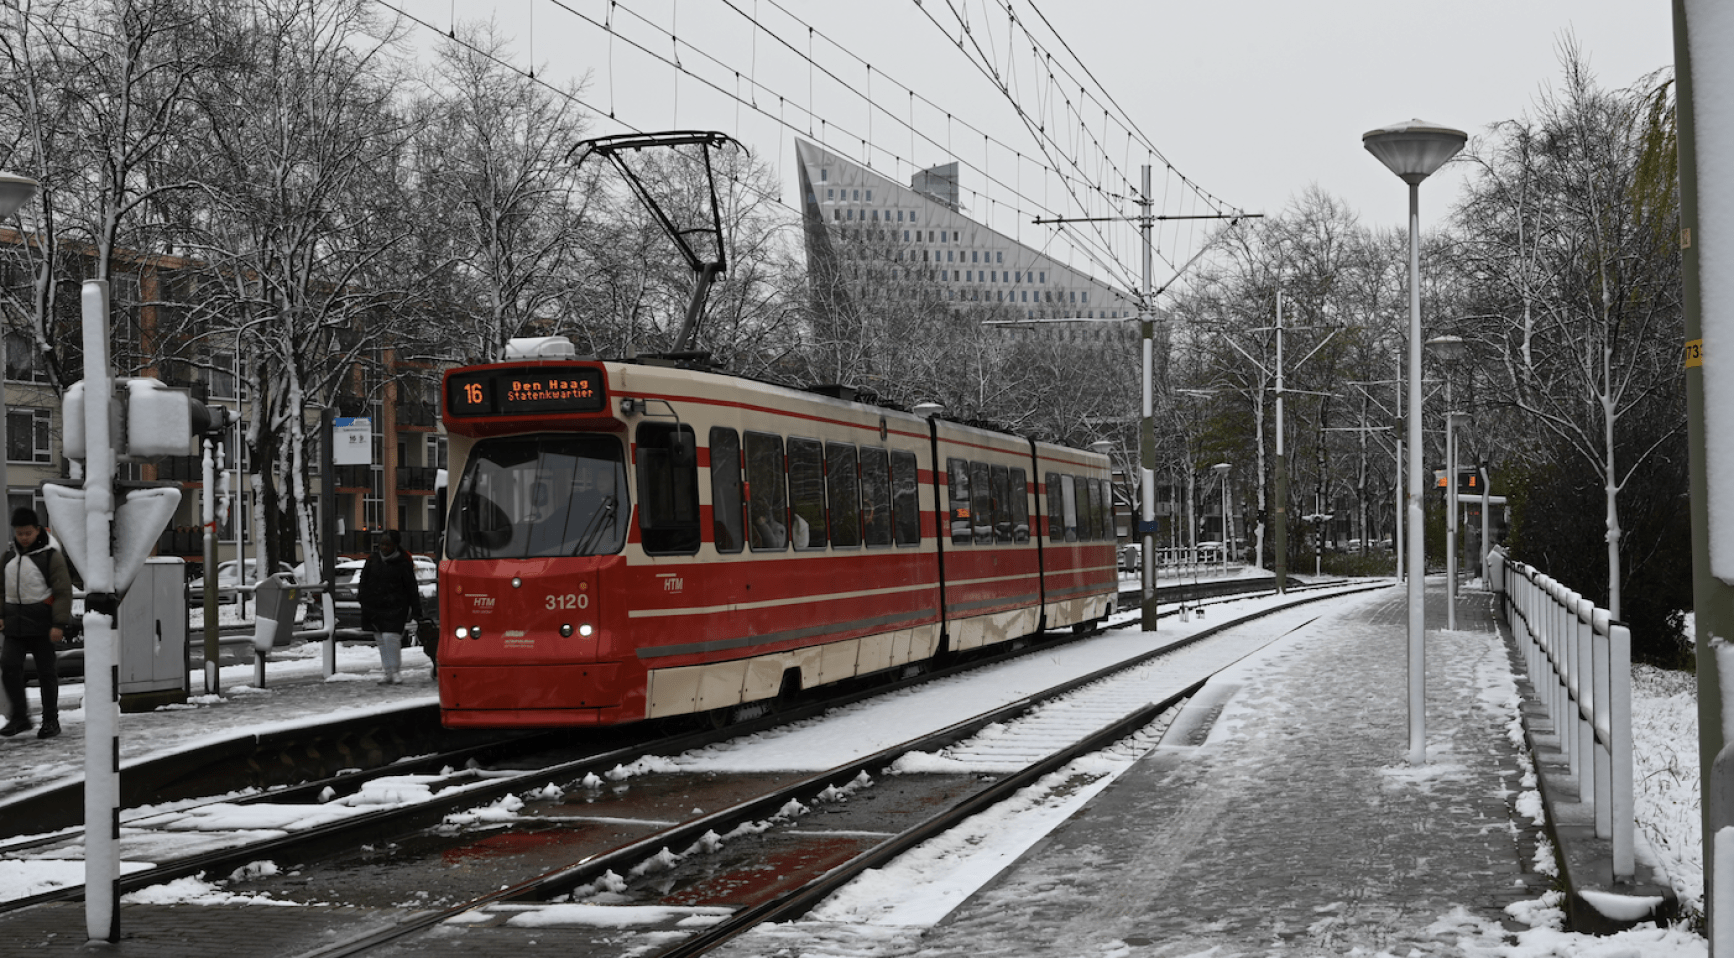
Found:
[1687,339,1704,369]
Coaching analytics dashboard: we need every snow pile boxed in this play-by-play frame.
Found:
[120,871,301,907]
[1633,663,1706,921]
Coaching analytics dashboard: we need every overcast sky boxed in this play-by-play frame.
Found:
[420,0,1675,284]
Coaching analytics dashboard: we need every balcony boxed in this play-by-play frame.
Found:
[334,465,373,489]
[395,465,439,492]
[395,402,437,429]
[155,455,203,482]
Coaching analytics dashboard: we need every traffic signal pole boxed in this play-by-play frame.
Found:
[52,281,206,943]
[78,280,121,943]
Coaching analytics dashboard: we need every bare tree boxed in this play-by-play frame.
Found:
[1454,48,1683,619]
[410,21,595,365]
[168,0,419,570]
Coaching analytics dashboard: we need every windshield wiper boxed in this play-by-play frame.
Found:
[573,495,618,556]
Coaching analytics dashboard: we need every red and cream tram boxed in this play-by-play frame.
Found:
[435,337,1118,729]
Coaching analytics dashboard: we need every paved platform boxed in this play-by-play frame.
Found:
[0,647,439,813]
[906,586,1552,957]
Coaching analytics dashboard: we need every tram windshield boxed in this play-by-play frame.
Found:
[446,435,629,559]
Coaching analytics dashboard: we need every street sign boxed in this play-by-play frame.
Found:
[334,417,371,465]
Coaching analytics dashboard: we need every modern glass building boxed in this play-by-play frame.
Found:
[793,139,1137,322]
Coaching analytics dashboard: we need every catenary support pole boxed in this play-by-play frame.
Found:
[1139,165,1158,631]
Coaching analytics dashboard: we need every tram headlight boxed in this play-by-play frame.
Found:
[559,623,572,637]
[579,624,594,637]
[455,626,478,640]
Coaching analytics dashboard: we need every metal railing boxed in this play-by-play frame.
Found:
[1489,547,1634,878]
[189,576,337,687]
[1122,545,1234,579]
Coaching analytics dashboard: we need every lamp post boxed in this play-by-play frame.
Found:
[1364,119,1466,766]
[0,172,41,515]
[1427,334,1467,630]
[1212,462,1231,574]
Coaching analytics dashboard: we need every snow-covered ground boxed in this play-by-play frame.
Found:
[0,577,1711,956]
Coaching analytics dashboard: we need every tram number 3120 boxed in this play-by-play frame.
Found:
[546,593,588,610]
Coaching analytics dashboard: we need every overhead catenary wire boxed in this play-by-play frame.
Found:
[382,0,1249,300]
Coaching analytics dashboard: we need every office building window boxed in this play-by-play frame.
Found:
[3,330,48,384]
[1040,272,1047,283]
[5,407,50,464]
[997,251,1004,264]
[853,189,860,201]
[827,188,834,200]
[866,190,873,200]
[821,168,828,181]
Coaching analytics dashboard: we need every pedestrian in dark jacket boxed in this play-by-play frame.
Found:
[1,508,72,738]
[359,530,422,685]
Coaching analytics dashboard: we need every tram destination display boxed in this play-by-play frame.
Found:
[446,365,607,417]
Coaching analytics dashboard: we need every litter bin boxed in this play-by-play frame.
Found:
[252,573,299,652]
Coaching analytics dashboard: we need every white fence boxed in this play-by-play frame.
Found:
[1489,548,1634,878]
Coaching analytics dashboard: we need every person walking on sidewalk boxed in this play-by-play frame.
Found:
[0,508,71,738]
[359,530,423,685]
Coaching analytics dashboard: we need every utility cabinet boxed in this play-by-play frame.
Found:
[118,557,189,713]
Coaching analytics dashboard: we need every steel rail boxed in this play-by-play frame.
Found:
[0,577,1369,921]
[281,582,1384,958]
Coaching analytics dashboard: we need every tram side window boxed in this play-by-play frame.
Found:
[861,446,892,546]
[636,423,700,554]
[1094,479,1111,540]
[947,458,972,545]
[990,464,1012,543]
[1009,467,1030,543]
[1061,475,1079,542]
[1076,477,1095,542]
[710,427,743,554]
[745,431,788,551]
[827,442,861,548]
[891,450,920,546]
[970,461,992,545]
[1046,472,1063,543]
[788,438,827,550]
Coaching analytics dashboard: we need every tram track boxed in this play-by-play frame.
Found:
[0,576,1372,946]
[263,580,1381,958]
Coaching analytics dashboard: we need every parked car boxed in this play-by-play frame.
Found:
[188,559,295,602]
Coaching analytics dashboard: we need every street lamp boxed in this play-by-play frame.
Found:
[1211,462,1231,575]
[1364,119,1466,766]
[0,172,41,516]
[0,172,37,216]
[1427,334,1468,631]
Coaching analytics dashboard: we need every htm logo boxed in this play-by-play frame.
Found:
[471,596,496,610]
[663,577,684,593]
